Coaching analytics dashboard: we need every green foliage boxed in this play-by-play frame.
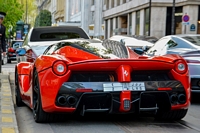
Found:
[0,0,24,37]
[34,10,52,27]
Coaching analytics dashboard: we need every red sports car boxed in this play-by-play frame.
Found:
[15,39,190,123]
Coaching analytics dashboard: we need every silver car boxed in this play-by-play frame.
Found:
[139,34,200,93]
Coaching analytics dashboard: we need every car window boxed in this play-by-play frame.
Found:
[45,42,71,55]
[166,39,177,49]
[11,41,23,49]
[181,36,200,46]
[40,32,81,40]
[171,37,194,49]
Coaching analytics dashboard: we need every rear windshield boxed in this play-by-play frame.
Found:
[30,27,90,41]
[182,36,200,46]
[40,32,81,40]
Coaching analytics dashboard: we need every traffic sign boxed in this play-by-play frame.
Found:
[182,22,190,25]
[182,14,190,22]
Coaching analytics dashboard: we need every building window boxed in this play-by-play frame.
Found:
[123,0,126,4]
[198,5,200,34]
[111,0,114,8]
[129,13,132,35]
[110,18,113,36]
[117,0,120,6]
[135,11,140,35]
[91,0,95,5]
[144,8,149,36]
[106,0,109,9]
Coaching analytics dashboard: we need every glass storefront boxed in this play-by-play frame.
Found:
[135,11,140,35]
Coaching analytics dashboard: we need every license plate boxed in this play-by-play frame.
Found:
[103,82,145,92]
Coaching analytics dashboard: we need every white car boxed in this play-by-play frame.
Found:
[109,35,154,48]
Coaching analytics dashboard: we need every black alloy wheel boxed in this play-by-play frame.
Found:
[33,71,62,123]
[15,71,25,107]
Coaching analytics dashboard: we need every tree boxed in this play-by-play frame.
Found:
[0,0,24,37]
[34,10,52,27]
[19,0,37,27]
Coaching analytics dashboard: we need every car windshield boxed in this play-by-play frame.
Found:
[182,36,200,46]
[11,41,23,49]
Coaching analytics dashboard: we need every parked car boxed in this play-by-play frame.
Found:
[132,35,158,43]
[16,26,91,63]
[7,40,24,63]
[15,37,190,123]
[135,34,200,93]
[108,35,154,55]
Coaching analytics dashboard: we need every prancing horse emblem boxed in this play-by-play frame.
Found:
[124,70,128,77]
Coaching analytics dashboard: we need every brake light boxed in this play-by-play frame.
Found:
[76,88,93,92]
[174,60,187,74]
[8,47,15,52]
[52,61,67,76]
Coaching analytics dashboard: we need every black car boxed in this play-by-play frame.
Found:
[7,40,24,63]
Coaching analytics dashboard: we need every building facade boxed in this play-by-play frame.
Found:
[103,0,200,39]
[65,0,105,39]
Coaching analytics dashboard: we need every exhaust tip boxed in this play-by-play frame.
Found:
[67,96,77,106]
[170,94,178,104]
[178,94,186,104]
[57,96,67,105]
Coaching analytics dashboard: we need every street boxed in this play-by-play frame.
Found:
[2,62,200,133]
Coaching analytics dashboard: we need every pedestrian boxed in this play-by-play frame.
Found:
[0,11,6,72]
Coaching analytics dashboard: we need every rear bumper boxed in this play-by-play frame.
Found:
[41,81,190,114]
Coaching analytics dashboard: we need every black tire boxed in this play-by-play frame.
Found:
[15,71,25,107]
[32,71,64,123]
[7,58,11,63]
[102,39,128,58]
[155,109,188,121]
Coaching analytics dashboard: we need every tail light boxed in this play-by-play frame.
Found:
[174,60,187,74]
[52,61,67,76]
[8,47,15,52]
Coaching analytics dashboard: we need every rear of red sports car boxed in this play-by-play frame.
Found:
[30,40,190,123]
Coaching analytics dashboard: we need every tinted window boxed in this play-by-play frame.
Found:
[40,32,81,40]
[30,26,90,41]
[167,39,177,49]
[11,41,23,49]
[182,36,200,46]
[171,37,194,49]
[44,42,71,55]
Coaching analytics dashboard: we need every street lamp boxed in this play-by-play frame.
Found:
[26,0,28,23]
[148,0,151,36]
[171,0,175,35]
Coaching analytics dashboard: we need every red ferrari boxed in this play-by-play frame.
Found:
[15,39,190,123]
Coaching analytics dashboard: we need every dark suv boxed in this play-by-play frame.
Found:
[7,40,24,63]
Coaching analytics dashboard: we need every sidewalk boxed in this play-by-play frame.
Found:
[0,72,18,133]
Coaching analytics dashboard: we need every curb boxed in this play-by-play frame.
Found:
[0,73,19,133]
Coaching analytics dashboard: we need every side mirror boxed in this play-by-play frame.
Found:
[120,39,125,45]
[133,48,144,55]
[142,46,148,51]
[16,48,26,56]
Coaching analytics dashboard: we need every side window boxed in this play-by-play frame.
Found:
[166,40,177,49]
[171,37,194,49]
[44,42,71,55]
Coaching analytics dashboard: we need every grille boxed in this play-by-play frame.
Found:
[131,70,170,81]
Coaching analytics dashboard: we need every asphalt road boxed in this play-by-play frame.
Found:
[3,61,200,133]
